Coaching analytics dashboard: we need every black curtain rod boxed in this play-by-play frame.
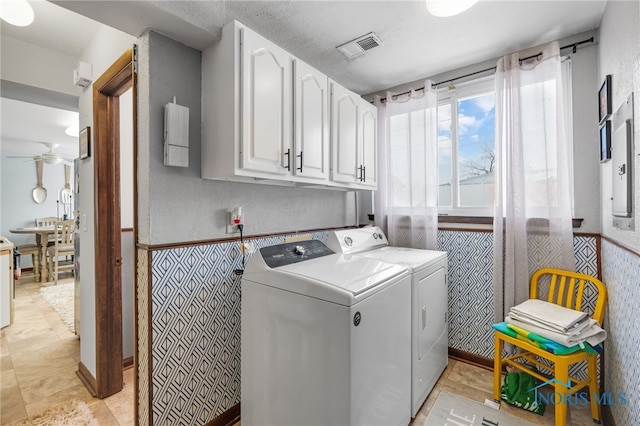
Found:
[378,36,594,102]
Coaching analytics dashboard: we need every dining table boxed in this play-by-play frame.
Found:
[9,226,57,282]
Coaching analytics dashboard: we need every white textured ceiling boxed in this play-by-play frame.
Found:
[52,0,607,95]
[2,0,607,160]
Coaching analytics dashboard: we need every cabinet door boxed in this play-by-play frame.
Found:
[330,83,359,184]
[294,60,329,180]
[359,100,377,188]
[241,28,292,175]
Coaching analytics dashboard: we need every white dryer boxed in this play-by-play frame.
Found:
[241,239,411,426]
[326,227,448,417]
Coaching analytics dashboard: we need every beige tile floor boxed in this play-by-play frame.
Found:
[1,275,134,425]
[2,275,596,426]
[410,359,596,426]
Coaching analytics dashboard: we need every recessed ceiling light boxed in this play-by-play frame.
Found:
[426,0,479,17]
[0,0,35,27]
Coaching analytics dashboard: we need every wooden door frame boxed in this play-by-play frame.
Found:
[92,48,135,398]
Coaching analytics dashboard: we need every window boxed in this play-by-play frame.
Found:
[437,78,495,216]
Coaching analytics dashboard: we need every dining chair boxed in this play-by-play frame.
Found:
[36,216,59,227]
[46,219,75,284]
[16,244,40,282]
[493,268,608,426]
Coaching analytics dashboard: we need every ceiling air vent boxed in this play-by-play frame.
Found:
[337,32,383,59]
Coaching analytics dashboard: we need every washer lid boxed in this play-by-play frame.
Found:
[357,246,447,272]
[243,241,408,305]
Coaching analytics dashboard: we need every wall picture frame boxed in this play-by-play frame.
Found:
[598,74,612,124]
[600,120,611,162]
[79,126,91,159]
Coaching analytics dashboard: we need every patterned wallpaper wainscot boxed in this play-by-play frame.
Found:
[438,231,599,359]
[141,232,328,426]
[138,229,598,425]
[601,240,640,426]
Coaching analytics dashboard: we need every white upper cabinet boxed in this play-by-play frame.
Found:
[359,99,377,188]
[330,82,360,185]
[293,60,329,180]
[330,82,378,189]
[240,28,292,175]
[202,20,376,190]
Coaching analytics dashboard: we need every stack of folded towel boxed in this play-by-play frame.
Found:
[492,299,607,355]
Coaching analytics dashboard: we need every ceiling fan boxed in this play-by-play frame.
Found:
[7,142,70,165]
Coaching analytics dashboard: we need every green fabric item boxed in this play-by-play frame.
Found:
[500,371,546,415]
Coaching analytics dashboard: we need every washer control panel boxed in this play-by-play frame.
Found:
[326,226,389,254]
[261,240,334,268]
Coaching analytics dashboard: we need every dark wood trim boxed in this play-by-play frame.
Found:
[76,361,98,397]
[437,216,584,228]
[146,249,154,426]
[130,46,140,426]
[137,224,604,252]
[438,216,494,225]
[448,347,493,371]
[596,235,603,280]
[438,226,494,233]
[204,403,240,426]
[137,225,356,252]
[601,235,640,257]
[93,48,134,399]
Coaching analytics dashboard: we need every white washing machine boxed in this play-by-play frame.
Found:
[241,239,411,426]
[326,227,448,417]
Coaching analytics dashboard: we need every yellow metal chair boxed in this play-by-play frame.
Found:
[46,220,75,284]
[493,268,608,426]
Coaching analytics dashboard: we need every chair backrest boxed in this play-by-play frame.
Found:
[37,216,59,227]
[530,268,608,325]
[54,219,75,246]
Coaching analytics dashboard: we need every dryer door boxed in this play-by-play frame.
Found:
[417,266,447,358]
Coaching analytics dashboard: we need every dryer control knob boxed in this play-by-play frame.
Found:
[294,245,306,255]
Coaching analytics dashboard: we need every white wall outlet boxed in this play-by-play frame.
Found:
[226,212,238,234]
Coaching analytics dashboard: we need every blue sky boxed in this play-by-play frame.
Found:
[438,92,495,184]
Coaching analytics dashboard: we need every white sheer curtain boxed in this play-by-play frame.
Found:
[374,81,438,249]
[493,41,576,322]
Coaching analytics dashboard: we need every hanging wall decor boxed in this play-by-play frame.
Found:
[598,74,612,124]
[79,126,91,159]
[599,120,611,162]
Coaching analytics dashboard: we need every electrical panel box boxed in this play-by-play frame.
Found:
[611,93,634,230]
[164,100,190,167]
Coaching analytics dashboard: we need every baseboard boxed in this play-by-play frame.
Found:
[77,361,98,397]
[448,347,494,370]
[204,403,240,426]
[602,404,615,426]
[123,356,134,369]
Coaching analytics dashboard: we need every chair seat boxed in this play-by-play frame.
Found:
[17,244,39,253]
[47,244,74,254]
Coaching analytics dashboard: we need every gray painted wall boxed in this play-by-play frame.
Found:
[137,30,356,247]
[0,154,70,266]
[599,0,640,252]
